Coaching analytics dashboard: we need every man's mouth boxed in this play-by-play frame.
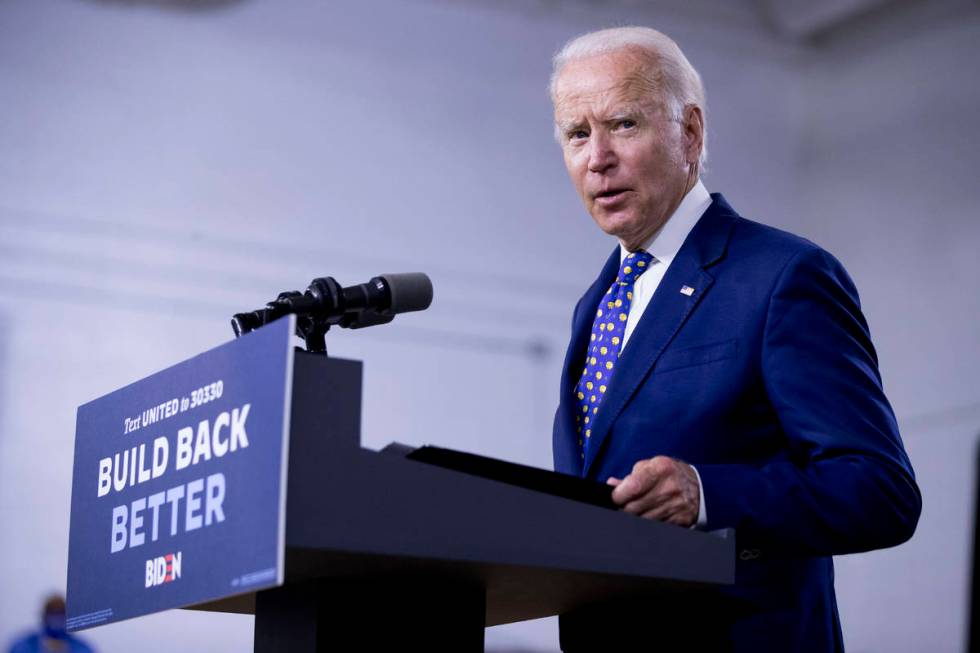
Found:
[594,189,630,204]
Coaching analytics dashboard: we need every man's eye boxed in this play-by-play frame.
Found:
[617,119,636,130]
[568,130,589,141]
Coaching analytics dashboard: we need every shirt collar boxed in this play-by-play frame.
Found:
[619,179,712,266]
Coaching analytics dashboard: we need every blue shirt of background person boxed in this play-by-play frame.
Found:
[7,595,95,653]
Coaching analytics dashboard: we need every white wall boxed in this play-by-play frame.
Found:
[1,0,974,651]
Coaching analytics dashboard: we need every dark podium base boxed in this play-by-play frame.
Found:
[254,578,486,652]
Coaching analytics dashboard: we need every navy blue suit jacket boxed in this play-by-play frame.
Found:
[553,194,921,652]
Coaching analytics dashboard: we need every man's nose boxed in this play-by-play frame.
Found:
[587,132,616,173]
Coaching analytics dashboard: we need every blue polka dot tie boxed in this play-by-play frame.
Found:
[575,250,655,460]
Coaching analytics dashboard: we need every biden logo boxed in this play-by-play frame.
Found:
[145,552,182,588]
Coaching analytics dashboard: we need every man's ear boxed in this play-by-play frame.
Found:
[683,105,704,165]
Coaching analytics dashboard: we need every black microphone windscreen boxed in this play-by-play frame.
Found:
[379,273,433,314]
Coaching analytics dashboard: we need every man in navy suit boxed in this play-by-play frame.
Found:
[550,27,920,651]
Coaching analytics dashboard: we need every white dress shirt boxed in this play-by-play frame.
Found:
[617,179,712,528]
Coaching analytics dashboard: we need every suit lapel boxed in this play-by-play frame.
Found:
[554,248,620,476]
[582,195,738,477]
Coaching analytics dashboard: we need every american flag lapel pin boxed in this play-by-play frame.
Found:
[680,285,695,296]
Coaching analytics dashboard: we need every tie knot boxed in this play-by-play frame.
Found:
[617,251,654,284]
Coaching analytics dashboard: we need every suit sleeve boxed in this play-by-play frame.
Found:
[695,246,921,556]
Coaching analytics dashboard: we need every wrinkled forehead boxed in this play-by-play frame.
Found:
[553,52,662,121]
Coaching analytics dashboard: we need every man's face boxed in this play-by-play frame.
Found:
[553,50,696,250]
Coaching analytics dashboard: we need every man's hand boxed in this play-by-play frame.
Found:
[608,456,700,527]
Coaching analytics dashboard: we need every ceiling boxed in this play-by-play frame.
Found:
[473,0,977,47]
[756,0,910,39]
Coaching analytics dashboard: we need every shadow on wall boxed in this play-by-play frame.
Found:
[78,0,248,11]
[971,435,980,652]
[0,310,6,455]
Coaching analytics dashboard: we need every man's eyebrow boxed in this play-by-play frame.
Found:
[554,101,646,135]
[555,118,584,134]
[605,104,643,121]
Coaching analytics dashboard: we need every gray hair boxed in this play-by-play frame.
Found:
[550,26,708,167]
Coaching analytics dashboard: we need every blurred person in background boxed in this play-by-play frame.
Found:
[6,595,94,653]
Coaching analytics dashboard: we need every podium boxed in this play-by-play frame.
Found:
[66,317,733,652]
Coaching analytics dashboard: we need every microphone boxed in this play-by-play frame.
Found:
[231,273,433,350]
[279,273,433,328]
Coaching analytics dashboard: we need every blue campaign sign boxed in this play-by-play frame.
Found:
[66,316,296,631]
